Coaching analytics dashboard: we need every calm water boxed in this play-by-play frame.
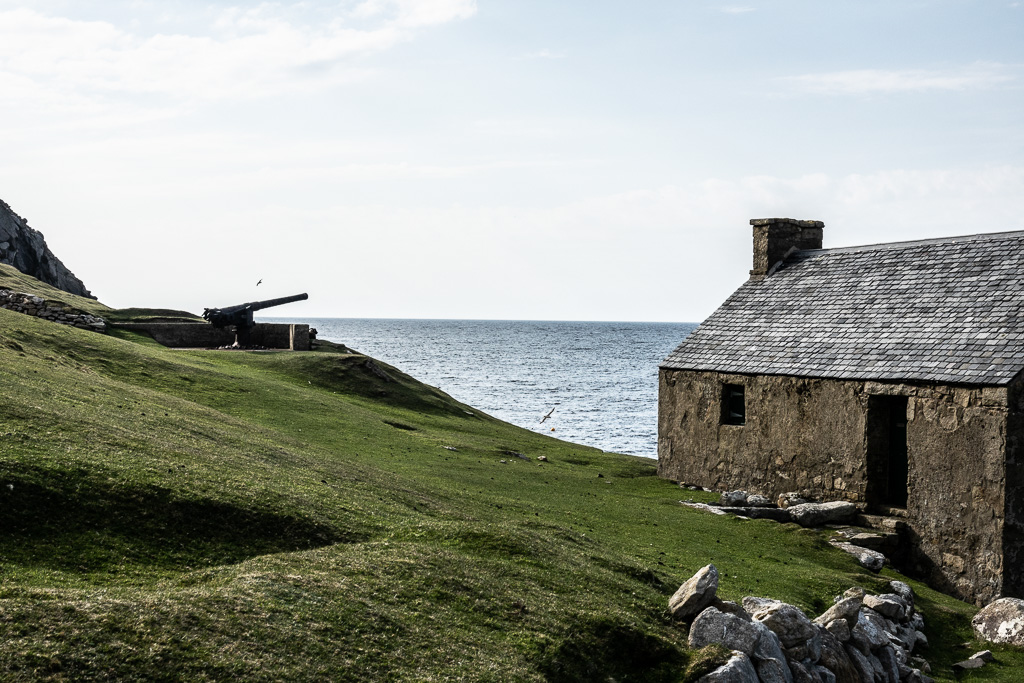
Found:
[262,318,697,458]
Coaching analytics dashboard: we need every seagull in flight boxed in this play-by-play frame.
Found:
[256,279,263,286]
[539,407,556,424]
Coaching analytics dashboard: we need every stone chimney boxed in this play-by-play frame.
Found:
[749,217,824,280]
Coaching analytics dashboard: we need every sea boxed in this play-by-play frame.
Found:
[261,318,697,458]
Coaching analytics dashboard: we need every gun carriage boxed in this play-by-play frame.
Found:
[202,293,308,347]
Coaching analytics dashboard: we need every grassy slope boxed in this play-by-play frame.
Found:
[0,282,1021,680]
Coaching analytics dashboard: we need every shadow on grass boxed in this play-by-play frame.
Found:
[535,616,690,683]
[0,463,361,574]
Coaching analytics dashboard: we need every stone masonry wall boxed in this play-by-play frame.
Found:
[112,322,311,350]
[0,199,93,299]
[1004,375,1024,600]
[0,289,106,333]
[658,369,1012,605]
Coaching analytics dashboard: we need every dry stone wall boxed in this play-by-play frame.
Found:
[0,290,106,333]
[0,199,93,299]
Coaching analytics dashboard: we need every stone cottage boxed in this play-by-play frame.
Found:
[658,218,1024,605]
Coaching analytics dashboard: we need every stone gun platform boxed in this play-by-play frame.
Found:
[112,322,311,351]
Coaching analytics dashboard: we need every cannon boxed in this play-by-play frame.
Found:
[202,293,308,347]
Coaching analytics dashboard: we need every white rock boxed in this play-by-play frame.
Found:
[669,564,719,620]
[972,597,1024,646]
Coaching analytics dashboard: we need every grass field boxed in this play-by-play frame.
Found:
[0,265,1021,681]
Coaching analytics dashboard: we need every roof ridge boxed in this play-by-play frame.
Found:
[800,229,1024,256]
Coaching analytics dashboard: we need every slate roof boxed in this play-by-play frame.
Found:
[662,230,1024,385]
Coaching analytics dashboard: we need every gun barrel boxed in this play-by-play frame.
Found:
[248,293,309,312]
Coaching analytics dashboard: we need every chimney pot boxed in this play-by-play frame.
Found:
[749,217,824,280]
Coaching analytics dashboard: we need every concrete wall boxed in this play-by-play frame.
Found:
[114,322,311,350]
[658,368,1013,604]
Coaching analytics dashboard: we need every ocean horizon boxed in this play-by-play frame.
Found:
[262,317,698,458]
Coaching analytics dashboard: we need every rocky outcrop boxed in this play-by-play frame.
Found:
[675,567,933,683]
[0,199,93,298]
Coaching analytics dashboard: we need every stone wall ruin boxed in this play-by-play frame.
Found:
[0,289,106,333]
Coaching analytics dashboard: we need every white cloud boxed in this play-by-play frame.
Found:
[0,2,475,109]
[524,48,567,59]
[781,63,1017,94]
[720,6,756,14]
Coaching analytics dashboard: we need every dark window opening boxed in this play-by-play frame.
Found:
[721,384,745,425]
[866,395,909,509]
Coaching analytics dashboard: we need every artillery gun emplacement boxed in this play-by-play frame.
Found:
[202,293,308,347]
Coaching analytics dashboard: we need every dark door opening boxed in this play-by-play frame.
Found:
[866,395,909,509]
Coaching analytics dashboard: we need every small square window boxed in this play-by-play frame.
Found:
[721,384,745,425]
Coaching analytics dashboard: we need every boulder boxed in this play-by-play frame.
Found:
[751,624,792,683]
[843,644,876,683]
[814,595,863,630]
[778,492,810,508]
[669,564,719,620]
[875,644,901,682]
[688,607,762,655]
[720,490,750,507]
[817,628,860,683]
[696,651,760,683]
[747,494,773,507]
[751,603,817,648]
[863,594,907,621]
[743,596,782,614]
[718,506,794,522]
[786,660,820,683]
[713,599,752,621]
[851,610,889,651]
[951,657,986,673]
[813,665,837,683]
[782,628,821,664]
[972,597,1024,645]
[824,618,851,643]
[888,580,914,606]
[829,542,885,571]
[786,501,856,527]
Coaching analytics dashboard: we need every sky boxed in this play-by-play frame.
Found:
[0,0,1022,322]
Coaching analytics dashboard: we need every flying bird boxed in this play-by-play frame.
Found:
[540,407,556,424]
[256,279,263,286]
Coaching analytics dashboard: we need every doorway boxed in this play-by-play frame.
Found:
[866,395,909,509]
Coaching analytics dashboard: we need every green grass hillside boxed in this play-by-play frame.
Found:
[0,276,1021,680]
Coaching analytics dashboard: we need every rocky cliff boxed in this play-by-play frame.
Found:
[0,198,94,299]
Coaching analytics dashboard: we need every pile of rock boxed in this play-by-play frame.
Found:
[671,564,934,683]
[0,289,106,333]
[681,491,888,572]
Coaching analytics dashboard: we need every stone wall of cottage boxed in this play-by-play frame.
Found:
[1004,376,1024,601]
[0,289,106,332]
[658,368,1014,605]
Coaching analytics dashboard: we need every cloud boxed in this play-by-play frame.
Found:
[0,2,475,108]
[720,6,756,14]
[781,63,1017,94]
[524,48,567,59]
